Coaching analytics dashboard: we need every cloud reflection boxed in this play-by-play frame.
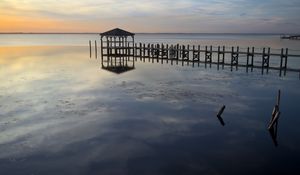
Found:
[1,46,300,174]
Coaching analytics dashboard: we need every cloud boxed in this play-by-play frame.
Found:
[0,0,300,33]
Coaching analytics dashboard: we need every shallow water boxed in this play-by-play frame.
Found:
[0,34,300,175]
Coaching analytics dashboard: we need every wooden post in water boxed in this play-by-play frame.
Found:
[216,105,226,126]
[246,47,254,73]
[222,46,225,69]
[284,48,288,76]
[204,46,212,68]
[100,37,103,65]
[139,43,142,61]
[166,44,169,63]
[246,47,250,72]
[205,46,208,68]
[231,47,234,71]
[217,105,226,117]
[181,45,184,66]
[192,45,195,67]
[280,48,284,76]
[251,47,254,72]
[209,46,212,68]
[143,43,146,62]
[147,44,151,62]
[156,44,160,63]
[217,46,220,70]
[268,90,281,130]
[95,40,97,59]
[267,47,270,73]
[261,48,270,74]
[236,46,239,70]
[151,44,154,63]
[198,45,200,67]
[170,45,173,65]
[134,43,137,57]
[261,48,265,74]
[89,40,92,58]
[161,43,164,64]
[277,89,281,108]
[176,44,179,65]
[188,45,190,66]
[231,46,239,71]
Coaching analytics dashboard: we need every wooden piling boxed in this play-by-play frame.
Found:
[251,47,254,72]
[268,90,281,130]
[209,46,212,68]
[139,43,142,61]
[277,89,281,108]
[267,48,270,73]
[143,43,146,62]
[147,44,150,62]
[205,46,212,68]
[161,43,164,64]
[217,46,220,70]
[261,48,270,74]
[166,44,169,63]
[280,48,284,76]
[156,44,160,63]
[100,37,103,65]
[222,46,225,69]
[89,40,92,58]
[192,45,200,67]
[217,105,226,117]
[268,111,280,130]
[176,44,179,65]
[198,45,200,67]
[95,40,97,59]
[99,40,300,77]
[151,44,154,63]
[181,45,184,66]
[246,47,250,72]
[284,48,288,76]
[231,47,234,71]
[231,46,239,71]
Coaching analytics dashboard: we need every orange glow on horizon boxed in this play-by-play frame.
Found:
[0,15,107,33]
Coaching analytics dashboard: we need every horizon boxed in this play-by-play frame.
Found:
[0,32,298,35]
[1,0,300,33]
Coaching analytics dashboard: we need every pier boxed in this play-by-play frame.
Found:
[281,35,300,40]
[132,42,300,76]
[95,28,300,76]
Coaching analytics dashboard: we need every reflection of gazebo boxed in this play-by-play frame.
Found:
[100,28,135,74]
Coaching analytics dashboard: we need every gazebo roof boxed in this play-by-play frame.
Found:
[100,28,135,37]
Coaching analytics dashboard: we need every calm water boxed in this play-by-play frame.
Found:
[1,34,300,175]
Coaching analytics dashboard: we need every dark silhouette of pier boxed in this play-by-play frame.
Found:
[281,35,300,40]
[90,28,300,77]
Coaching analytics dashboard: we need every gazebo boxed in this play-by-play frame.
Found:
[100,28,135,73]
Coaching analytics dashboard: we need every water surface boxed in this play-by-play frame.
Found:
[0,34,300,175]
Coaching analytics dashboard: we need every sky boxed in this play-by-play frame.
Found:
[0,0,299,33]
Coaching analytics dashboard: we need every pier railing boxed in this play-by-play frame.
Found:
[133,43,300,76]
[90,39,300,77]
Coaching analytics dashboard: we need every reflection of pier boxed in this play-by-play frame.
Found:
[97,28,300,76]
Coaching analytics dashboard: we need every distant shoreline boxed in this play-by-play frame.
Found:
[0,32,297,35]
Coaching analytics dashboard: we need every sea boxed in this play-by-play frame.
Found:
[0,33,300,175]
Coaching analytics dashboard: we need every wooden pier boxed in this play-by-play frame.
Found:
[281,35,300,40]
[132,43,300,76]
[97,28,300,76]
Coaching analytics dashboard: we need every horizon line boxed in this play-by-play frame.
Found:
[0,32,297,35]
